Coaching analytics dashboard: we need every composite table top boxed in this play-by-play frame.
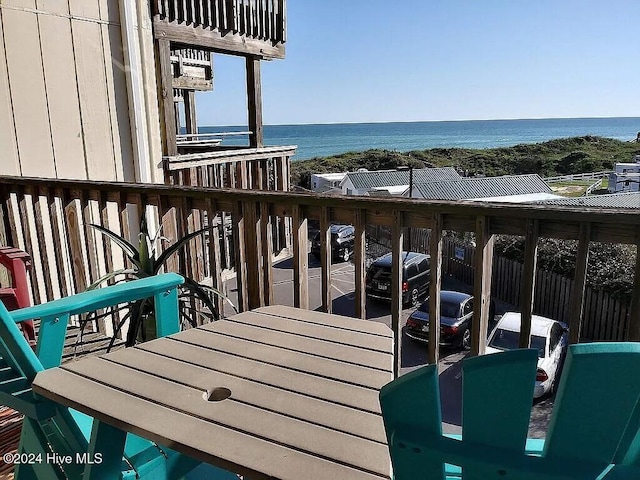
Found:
[32,305,394,480]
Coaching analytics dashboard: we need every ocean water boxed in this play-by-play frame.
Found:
[198,117,640,161]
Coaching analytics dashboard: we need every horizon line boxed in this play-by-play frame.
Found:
[199,115,640,129]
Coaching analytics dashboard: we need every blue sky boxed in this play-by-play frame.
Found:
[194,0,640,126]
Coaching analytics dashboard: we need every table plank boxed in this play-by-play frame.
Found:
[253,305,393,338]
[105,347,388,444]
[59,357,392,478]
[33,368,389,480]
[201,317,392,371]
[137,338,383,413]
[226,310,393,354]
[172,328,391,389]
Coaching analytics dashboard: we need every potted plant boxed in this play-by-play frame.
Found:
[80,214,236,349]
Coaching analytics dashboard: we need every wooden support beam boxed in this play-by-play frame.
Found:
[319,206,332,313]
[391,210,404,378]
[246,56,264,148]
[471,216,494,356]
[569,222,591,343]
[292,204,308,309]
[152,20,286,60]
[354,209,367,320]
[184,90,198,134]
[519,219,539,348]
[627,228,640,341]
[428,214,443,365]
[157,39,177,156]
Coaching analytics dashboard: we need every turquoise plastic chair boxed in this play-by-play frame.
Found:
[0,273,234,479]
[380,344,640,479]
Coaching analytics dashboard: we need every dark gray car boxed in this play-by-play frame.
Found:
[405,290,474,350]
[365,252,430,306]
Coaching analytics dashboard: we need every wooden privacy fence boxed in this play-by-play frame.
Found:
[2,175,640,374]
[367,227,632,342]
[442,240,631,342]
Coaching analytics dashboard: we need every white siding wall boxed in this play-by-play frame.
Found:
[0,0,159,181]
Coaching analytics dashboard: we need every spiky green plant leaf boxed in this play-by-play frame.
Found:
[86,269,138,291]
[88,224,143,270]
[154,226,211,272]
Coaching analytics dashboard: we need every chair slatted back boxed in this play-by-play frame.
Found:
[544,343,640,464]
[380,344,640,480]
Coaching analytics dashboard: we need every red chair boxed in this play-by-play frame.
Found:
[0,246,35,344]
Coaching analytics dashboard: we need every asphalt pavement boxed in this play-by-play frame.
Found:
[222,254,554,438]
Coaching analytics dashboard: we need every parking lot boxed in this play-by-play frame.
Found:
[224,254,554,437]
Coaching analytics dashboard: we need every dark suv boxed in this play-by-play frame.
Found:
[311,224,355,263]
[365,252,430,306]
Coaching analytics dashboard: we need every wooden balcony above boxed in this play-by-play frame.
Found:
[153,0,286,59]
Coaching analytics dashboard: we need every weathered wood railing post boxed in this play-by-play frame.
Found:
[319,206,332,313]
[232,200,249,312]
[354,209,367,320]
[519,219,539,348]
[292,204,308,309]
[242,200,264,309]
[391,210,404,378]
[568,222,591,343]
[428,214,443,365]
[471,216,494,356]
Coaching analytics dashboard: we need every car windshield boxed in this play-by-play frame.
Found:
[488,329,547,358]
[418,301,460,318]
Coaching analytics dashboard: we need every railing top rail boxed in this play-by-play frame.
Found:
[165,145,299,167]
[176,132,252,139]
[2,175,639,234]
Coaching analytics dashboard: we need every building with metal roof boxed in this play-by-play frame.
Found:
[340,167,460,195]
[536,192,640,209]
[408,174,560,203]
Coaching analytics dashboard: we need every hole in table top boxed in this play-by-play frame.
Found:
[204,387,232,402]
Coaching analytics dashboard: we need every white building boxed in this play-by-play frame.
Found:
[608,156,640,193]
[310,172,349,193]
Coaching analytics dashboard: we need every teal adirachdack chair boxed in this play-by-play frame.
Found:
[380,344,640,479]
[0,273,233,479]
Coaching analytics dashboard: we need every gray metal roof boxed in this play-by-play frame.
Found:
[413,174,552,200]
[344,167,460,190]
[537,192,640,209]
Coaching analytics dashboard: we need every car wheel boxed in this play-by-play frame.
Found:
[409,288,419,307]
[461,328,471,350]
[342,249,350,262]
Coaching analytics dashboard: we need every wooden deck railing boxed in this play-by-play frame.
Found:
[1,176,639,376]
[152,0,286,58]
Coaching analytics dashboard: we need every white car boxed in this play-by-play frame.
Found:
[486,312,568,399]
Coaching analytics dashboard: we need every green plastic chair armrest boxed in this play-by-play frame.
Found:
[10,273,184,323]
[10,274,185,369]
